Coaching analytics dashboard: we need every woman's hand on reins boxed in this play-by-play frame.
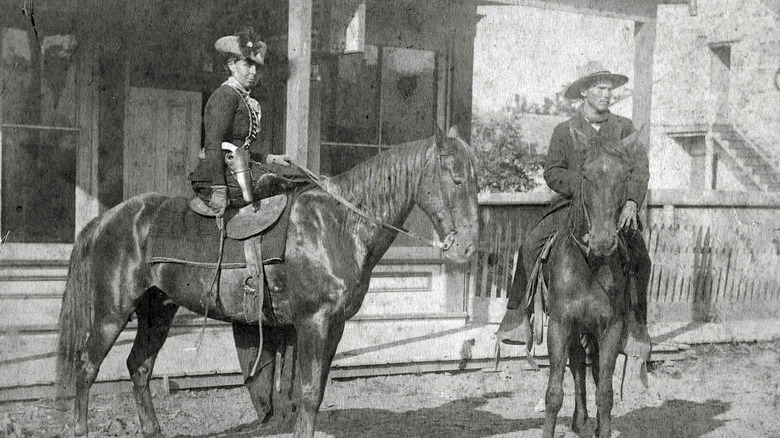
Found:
[619,200,638,230]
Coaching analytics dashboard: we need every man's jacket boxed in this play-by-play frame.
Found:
[543,110,649,214]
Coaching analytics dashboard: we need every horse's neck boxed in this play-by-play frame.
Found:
[329,141,429,243]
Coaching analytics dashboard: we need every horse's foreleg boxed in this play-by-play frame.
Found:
[542,319,570,438]
[595,323,623,438]
[73,313,131,437]
[127,288,178,438]
[293,313,345,438]
[569,337,588,434]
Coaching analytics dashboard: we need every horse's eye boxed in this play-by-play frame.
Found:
[452,175,464,185]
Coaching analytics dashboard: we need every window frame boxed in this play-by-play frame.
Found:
[0,9,93,250]
[320,44,451,176]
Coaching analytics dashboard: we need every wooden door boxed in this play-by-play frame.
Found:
[123,87,201,199]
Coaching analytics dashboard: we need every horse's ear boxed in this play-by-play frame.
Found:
[447,125,460,139]
[435,126,444,145]
[435,126,456,155]
[621,124,644,148]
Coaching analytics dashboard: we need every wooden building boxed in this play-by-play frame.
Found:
[1,0,688,398]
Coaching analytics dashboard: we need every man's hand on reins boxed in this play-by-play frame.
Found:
[619,200,638,230]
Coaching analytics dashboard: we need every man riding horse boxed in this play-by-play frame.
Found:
[497,61,652,360]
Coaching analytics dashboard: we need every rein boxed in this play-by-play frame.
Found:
[288,148,457,251]
[570,178,592,257]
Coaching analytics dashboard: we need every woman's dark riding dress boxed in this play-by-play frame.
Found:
[189,81,264,205]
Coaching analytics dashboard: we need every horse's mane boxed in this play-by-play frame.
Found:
[330,136,433,222]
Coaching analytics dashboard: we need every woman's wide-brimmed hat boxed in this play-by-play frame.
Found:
[564,61,628,100]
[215,27,267,65]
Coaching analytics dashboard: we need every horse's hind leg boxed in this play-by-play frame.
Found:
[569,336,589,434]
[542,319,571,438]
[127,287,179,438]
[73,312,132,436]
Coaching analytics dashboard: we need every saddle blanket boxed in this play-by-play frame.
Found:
[146,196,292,268]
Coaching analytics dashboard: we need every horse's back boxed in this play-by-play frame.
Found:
[72,192,170,262]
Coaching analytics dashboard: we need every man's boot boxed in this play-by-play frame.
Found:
[623,260,651,363]
[497,308,533,346]
[623,309,651,362]
[496,252,533,346]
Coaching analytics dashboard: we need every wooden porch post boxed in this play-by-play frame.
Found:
[633,19,656,228]
[286,0,313,167]
[632,19,656,149]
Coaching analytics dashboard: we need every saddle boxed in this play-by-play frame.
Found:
[147,195,291,267]
[189,195,287,239]
[524,231,557,345]
[148,193,299,380]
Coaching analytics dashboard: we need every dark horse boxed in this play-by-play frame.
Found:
[56,128,478,438]
[541,131,641,438]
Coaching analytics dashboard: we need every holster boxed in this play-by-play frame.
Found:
[223,142,254,205]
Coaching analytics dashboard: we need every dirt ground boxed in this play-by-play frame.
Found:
[2,341,779,438]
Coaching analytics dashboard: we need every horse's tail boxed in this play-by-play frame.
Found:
[56,218,100,399]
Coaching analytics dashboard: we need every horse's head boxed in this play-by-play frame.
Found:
[576,130,638,258]
[415,126,479,263]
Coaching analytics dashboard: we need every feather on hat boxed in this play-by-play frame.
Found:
[215,27,267,65]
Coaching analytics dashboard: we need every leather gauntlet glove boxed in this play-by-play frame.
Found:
[209,185,228,217]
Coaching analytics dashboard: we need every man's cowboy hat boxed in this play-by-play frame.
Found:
[564,61,628,100]
[215,27,267,65]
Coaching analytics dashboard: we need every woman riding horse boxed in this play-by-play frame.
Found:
[497,61,652,360]
[188,26,298,217]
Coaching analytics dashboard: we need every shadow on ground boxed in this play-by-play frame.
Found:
[614,399,730,438]
[172,395,730,438]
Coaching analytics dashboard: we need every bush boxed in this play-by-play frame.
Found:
[471,96,559,192]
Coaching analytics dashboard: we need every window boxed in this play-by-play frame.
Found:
[320,45,440,175]
[1,20,79,243]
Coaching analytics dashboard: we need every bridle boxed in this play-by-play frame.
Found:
[570,176,630,264]
[570,177,593,257]
[431,148,459,251]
